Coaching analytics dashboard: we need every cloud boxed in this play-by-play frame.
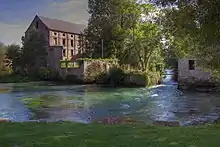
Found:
[0,0,89,45]
[0,22,27,45]
[40,0,89,24]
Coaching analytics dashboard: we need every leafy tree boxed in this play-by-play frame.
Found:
[5,44,21,73]
[152,0,220,73]
[85,0,165,74]
[84,0,139,59]
[21,29,47,75]
[125,20,163,71]
[0,42,5,70]
[122,4,164,72]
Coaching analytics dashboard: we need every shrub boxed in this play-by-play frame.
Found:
[65,75,82,83]
[145,71,161,87]
[95,72,110,84]
[109,66,126,86]
[84,61,106,83]
[36,68,61,81]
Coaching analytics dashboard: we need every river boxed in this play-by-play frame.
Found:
[0,70,220,126]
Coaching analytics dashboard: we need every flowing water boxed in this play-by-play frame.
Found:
[0,70,220,125]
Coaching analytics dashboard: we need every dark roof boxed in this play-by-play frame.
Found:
[38,15,86,34]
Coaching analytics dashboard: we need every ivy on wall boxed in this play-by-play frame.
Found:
[84,61,107,83]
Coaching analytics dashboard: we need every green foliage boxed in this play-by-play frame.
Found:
[84,1,166,81]
[124,18,164,71]
[109,66,126,85]
[153,0,220,74]
[0,74,30,83]
[86,0,165,73]
[85,0,140,58]
[77,58,118,62]
[21,29,47,75]
[145,71,161,87]
[65,75,82,83]
[124,70,161,87]
[0,42,10,75]
[5,44,21,73]
[60,61,80,69]
[0,49,5,72]
[84,61,107,83]
[1,29,48,81]
[36,68,61,81]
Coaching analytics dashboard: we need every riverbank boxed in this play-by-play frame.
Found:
[0,122,220,147]
[0,74,40,83]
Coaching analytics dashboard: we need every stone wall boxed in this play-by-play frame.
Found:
[178,58,212,82]
[178,58,216,91]
[57,59,115,82]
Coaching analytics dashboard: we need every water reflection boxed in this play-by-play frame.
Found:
[0,76,220,125]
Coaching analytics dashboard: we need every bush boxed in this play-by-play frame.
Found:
[95,72,110,84]
[124,70,161,87]
[0,74,30,83]
[109,66,126,86]
[36,68,61,81]
[145,71,161,87]
[84,61,106,83]
[65,75,81,83]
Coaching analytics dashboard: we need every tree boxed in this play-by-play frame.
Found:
[21,29,47,75]
[85,1,165,74]
[5,44,21,73]
[84,0,139,59]
[119,3,164,72]
[0,42,5,71]
[152,0,220,74]
[125,15,163,71]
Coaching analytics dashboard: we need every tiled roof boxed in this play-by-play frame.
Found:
[38,15,86,34]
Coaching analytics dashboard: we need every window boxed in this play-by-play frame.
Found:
[71,50,74,56]
[62,49,66,57]
[76,36,81,49]
[36,21,38,29]
[189,60,195,70]
[71,40,74,47]
[62,39,66,46]
[54,32,57,35]
[54,38,58,45]
[71,35,73,37]
[63,33,65,36]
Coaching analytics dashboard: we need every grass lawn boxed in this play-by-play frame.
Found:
[0,122,220,147]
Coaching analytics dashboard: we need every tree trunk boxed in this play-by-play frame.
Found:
[144,54,152,73]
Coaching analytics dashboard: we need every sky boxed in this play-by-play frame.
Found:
[0,0,89,45]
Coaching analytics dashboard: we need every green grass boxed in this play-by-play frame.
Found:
[0,122,220,147]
